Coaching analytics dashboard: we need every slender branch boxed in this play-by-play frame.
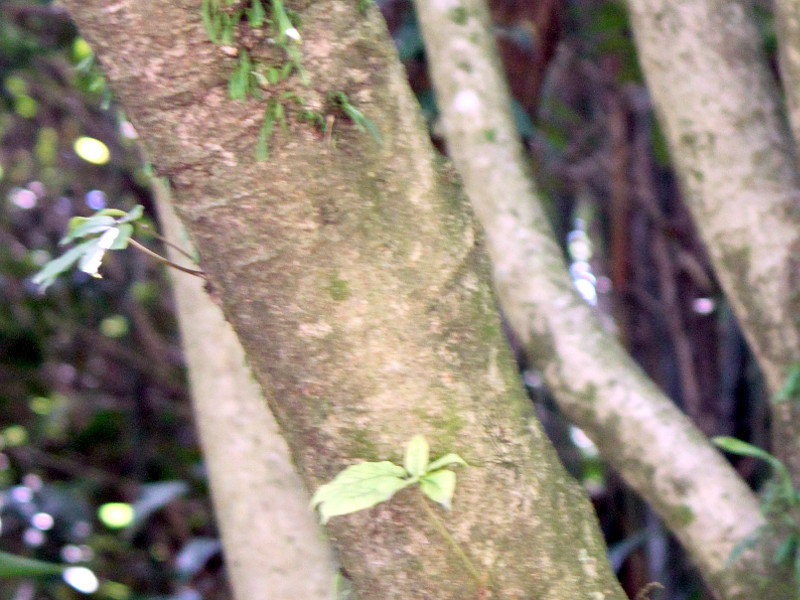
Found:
[136,223,198,263]
[128,238,206,279]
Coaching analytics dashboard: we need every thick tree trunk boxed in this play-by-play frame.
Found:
[152,179,337,600]
[60,1,625,598]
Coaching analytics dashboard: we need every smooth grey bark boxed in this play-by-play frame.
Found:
[60,1,626,598]
[152,179,337,600]
[625,0,800,481]
[413,1,786,599]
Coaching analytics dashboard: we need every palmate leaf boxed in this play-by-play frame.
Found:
[310,461,410,524]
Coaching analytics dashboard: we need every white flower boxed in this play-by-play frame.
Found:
[285,27,300,41]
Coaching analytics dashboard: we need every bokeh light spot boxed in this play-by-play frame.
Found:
[63,566,99,594]
[31,512,54,531]
[98,502,134,529]
[85,189,107,210]
[74,137,110,165]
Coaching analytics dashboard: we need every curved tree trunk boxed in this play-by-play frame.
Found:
[60,1,626,598]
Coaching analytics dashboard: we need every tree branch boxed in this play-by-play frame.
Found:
[626,0,800,482]
[413,0,786,597]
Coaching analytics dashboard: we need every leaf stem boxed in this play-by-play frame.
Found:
[128,238,206,279]
[135,224,198,263]
[417,493,485,590]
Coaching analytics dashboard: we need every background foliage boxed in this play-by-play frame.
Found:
[0,0,776,598]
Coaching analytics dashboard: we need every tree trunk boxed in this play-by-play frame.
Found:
[152,179,337,600]
[60,1,626,598]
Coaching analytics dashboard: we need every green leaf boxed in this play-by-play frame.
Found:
[118,205,144,224]
[713,437,783,469]
[335,93,381,143]
[713,437,794,498]
[420,469,457,509]
[0,551,66,578]
[110,223,133,249]
[775,363,800,403]
[310,461,410,524]
[404,435,429,477]
[61,215,116,244]
[229,50,251,100]
[426,452,467,472]
[247,0,266,26]
[201,0,219,42]
[220,11,235,44]
[32,238,98,290]
[773,535,796,565]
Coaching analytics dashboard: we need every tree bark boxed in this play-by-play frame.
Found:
[625,0,800,482]
[152,179,337,600]
[413,1,790,598]
[60,1,626,598]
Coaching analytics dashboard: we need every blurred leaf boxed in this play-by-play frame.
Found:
[62,215,116,244]
[0,550,65,578]
[775,363,800,403]
[131,481,189,531]
[420,469,456,509]
[174,537,221,579]
[426,452,467,472]
[713,437,785,472]
[247,0,266,27]
[310,461,409,524]
[773,535,796,565]
[404,435,429,477]
[32,238,97,290]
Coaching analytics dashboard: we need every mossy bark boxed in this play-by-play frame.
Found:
[152,180,337,600]
[60,1,624,598]
[413,1,792,598]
